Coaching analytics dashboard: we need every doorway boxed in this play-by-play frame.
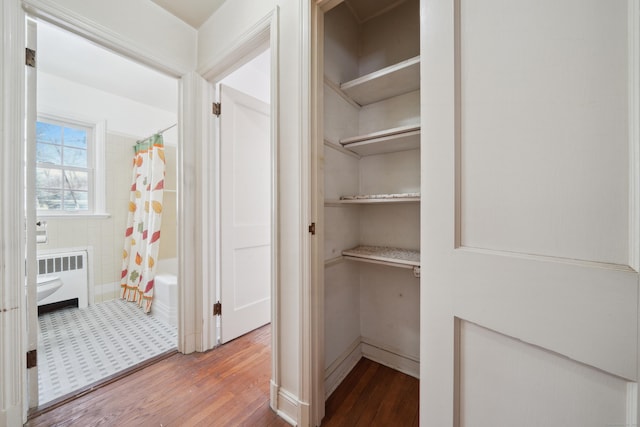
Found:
[27,19,179,408]
[216,48,272,344]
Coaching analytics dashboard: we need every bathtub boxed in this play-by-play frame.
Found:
[153,258,177,327]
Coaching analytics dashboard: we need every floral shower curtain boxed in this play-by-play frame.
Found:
[120,134,165,313]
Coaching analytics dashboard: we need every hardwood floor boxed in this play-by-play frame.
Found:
[27,325,419,426]
[27,324,285,427]
[322,358,419,427]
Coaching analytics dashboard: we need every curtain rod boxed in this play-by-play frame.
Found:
[137,123,177,143]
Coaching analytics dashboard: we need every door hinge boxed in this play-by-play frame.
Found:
[308,222,316,235]
[213,301,222,316]
[26,349,37,369]
[212,102,221,117]
[25,48,36,68]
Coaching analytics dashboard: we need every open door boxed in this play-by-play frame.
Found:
[422,0,639,425]
[25,18,39,410]
[218,84,271,344]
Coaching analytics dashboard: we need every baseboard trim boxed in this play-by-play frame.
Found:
[361,339,419,379]
[270,380,279,412]
[324,337,420,399]
[275,387,299,426]
[627,382,637,427]
[324,338,362,399]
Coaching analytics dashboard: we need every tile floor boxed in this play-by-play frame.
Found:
[38,299,177,405]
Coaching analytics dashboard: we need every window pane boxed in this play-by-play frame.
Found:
[64,127,87,149]
[35,118,96,213]
[36,122,61,145]
[36,189,62,210]
[64,170,88,191]
[36,167,62,189]
[36,142,62,165]
[63,190,88,210]
[63,146,87,168]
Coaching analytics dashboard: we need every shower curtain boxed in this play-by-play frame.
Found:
[120,134,165,313]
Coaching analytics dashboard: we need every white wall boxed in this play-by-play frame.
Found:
[199,1,309,423]
[220,49,271,104]
[38,72,178,145]
[23,0,197,75]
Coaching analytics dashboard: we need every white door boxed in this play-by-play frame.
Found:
[219,84,271,344]
[422,0,639,426]
[25,19,39,409]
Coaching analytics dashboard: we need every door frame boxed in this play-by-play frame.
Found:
[198,7,286,420]
[309,1,328,425]
[1,1,27,425]
[10,1,191,421]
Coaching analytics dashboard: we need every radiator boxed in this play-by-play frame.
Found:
[37,249,88,308]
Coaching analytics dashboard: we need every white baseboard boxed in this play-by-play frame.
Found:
[324,337,420,401]
[275,386,299,426]
[270,380,279,411]
[361,338,419,379]
[324,338,362,399]
[627,382,637,427]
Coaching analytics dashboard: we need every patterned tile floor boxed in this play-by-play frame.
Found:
[38,299,177,405]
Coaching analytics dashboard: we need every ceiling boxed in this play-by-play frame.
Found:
[38,21,177,113]
[150,0,226,28]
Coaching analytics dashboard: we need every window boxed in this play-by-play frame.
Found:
[36,117,105,215]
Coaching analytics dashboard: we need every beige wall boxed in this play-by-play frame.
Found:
[158,145,177,260]
[38,134,177,302]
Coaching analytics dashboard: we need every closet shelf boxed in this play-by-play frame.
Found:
[326,192,420,206]
[340,125,420,156]
[340,56,420,106]
[342,245,420,268]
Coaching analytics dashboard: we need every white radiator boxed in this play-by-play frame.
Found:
[37,249,88,308]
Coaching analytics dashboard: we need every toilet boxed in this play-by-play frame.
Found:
[153,274,177,326]
[37,275,63,303]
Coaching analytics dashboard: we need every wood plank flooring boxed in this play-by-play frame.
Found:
[27,325,419,426]
[322,358,419,427]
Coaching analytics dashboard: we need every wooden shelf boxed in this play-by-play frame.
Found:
[342,245,420,268]
[340,56,420,106]
[340,125,420,156]
[326,193,420,206]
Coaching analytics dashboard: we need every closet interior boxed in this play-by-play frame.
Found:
[322,0,421,398]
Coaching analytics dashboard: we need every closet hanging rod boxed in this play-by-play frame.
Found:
[137,123,177,143]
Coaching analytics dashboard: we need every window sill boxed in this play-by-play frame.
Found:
[37,212,112,220]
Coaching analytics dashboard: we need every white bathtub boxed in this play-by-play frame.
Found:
[153,258,177,327]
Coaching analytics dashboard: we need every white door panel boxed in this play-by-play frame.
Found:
[453,250,637,380]
[220,84,271,344]
[458,0,629,265]
[458,321,629,427]
[421,0,639,424]
[26,19,39,409]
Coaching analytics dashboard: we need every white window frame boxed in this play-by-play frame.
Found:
[36,112,107,218]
